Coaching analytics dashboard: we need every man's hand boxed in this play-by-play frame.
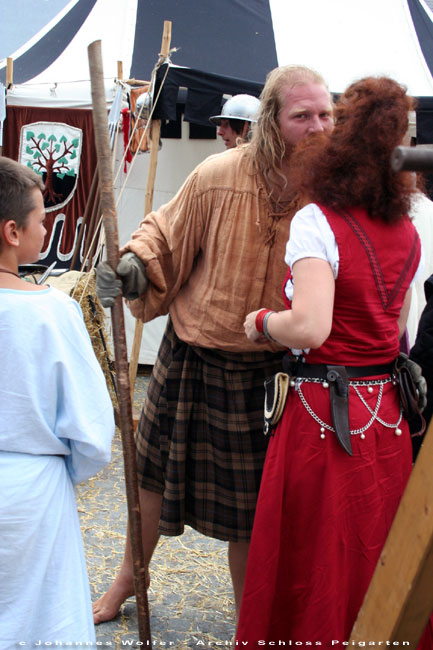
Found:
[96,252,148,308]
[398,353,428,412]
[95,262,122,308]
[116,252,148,301]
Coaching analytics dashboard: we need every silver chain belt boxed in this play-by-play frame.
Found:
[295,377,403,439]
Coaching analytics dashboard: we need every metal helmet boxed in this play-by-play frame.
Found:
[209,94,260,125]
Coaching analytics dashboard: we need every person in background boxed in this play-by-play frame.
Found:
[237,76,431,648]
[410,273,433,459]
[0,156,115,647]
[209,93,260,149]
[93,65,334,626]
[398,119,433,351]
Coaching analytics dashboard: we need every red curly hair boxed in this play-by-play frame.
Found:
[289,76,417,223]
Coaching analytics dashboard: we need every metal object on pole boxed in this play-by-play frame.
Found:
[87,39,151,643]
[391,145,433,172]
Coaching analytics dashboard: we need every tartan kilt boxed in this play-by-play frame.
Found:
[135,318,285,542]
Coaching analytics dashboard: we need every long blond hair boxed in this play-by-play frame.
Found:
[248,65,331,205]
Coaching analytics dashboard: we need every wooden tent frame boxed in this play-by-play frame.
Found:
[127,63,170,402]
[349,419,433,646]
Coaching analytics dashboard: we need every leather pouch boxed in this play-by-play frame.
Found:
[396,365,426,436]
[263,372,290,435]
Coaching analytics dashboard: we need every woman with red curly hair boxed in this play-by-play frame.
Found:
[236,77,432,647]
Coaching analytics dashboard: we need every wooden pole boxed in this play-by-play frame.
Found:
[70,166,99,270]
[87,40,151,643]
[6,58,13,89]
[128,20,172,402]
[0,58,13,157]
[117,60,124,81]
[349,419,433,646]
[83,190,102,271]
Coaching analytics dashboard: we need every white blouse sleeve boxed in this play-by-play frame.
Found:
[284,203,423,293]
[284,203,339,301]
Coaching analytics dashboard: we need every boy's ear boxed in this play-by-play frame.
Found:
[1,220,20,247]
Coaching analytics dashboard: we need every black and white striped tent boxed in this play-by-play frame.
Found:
[3,0,433,141]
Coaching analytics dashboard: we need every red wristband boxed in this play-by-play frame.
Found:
[255,309,273,334]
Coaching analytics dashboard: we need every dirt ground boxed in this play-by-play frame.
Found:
[76,371,236,649]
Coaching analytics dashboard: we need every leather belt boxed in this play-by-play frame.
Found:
[282,357,395,380]
[282,356,396,456]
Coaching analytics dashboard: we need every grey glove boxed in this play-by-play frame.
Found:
[95,252,148,308]
[116,252,148,301]
[95,262,122,308]
[397,353,428,413]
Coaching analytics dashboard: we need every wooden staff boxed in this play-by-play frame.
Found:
[87,40,151,643]
[128,21,172,402]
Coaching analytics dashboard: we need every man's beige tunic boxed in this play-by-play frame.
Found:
[124,145,296,541]
[122,146,292,351]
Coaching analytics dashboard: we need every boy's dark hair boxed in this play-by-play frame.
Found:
[0,157,45,228]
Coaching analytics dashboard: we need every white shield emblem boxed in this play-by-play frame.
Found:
[19,121,83,213]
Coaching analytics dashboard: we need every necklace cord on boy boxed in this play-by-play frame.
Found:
[0,268,20,278]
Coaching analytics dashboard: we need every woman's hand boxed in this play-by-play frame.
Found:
[244,310,267,343]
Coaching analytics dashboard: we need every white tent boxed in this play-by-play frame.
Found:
[4,0,433,99]
[272,0,433,97]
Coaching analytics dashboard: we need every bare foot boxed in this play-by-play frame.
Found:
[92,567,151,624]
[93,569,135,624]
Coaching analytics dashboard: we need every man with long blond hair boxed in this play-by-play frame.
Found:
[249,65,331,208]
[93,64,334,626]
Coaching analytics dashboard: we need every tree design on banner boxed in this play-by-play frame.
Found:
[19,122,83,212]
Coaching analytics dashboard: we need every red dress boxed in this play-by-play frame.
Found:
[236,206,432,648]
